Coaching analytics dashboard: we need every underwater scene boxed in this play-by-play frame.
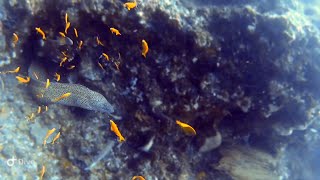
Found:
[0,0,320,179]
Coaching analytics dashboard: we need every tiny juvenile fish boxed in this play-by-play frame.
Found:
[59,57,67,67]
[74,28,78,38]
[37,106,42,114]
[65,22,71,34]
[176,120,196,136]
[3,67,20,74]
[65,13,68,25]
[52,92,71,102]
[54,73,61,82]
[110,120,125,142]
[52,132,61,144]
[59,32,66,37]
[12,33,19,46]
[39,165,46,180]
[43,128,56,146]
[124,0,137,10]
[45,79,50,89]
[16,76,30,84]
[132,176,145,180]
[78,40,83,49]
[96,37,104,46]
[141,39,149,58]
[35,27,46,40]
[110,28,121,36]
[102,53,110,61]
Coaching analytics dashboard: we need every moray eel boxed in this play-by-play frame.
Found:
[28,61,114,113]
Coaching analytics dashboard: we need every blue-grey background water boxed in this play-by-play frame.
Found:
[0,0,319,179]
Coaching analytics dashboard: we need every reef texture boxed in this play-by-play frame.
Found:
[0,0,320,179]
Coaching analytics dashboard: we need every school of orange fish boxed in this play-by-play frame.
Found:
[0,1,197,179]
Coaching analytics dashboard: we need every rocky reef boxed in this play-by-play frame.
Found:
[0,0,320,179]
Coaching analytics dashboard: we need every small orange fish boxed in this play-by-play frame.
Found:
[110,120,125,142]
[60,57,67,67]
[16,76,30,84]
[102,53,110,61]
[45,79,50,89]
[124,0,137,10]
[65,13,68,25]
[12,33,19,46]
[52,132,61,144]
[59,32,66,37]
[74,28,78,38]
[39,165,45,180]
[52,92,71,102]
[96,37,104,46]
[54,73,61,82]
[141,39,148,58]
[176,120,196,136]
[0,67,20,74]
[78,40,83,49]
[4,67,20,74]
[35,27,46,40]
[65,22,71,34]
[43,128,56,146]
[132,176,145,180]
[37,106,42,114]
[110,28,121,36]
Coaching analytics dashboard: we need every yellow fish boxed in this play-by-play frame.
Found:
[35,27,46,40]
[65,13,68,25]
[78,40,83,49]
[124,0,137,10]
[43,128,56,145]
[141,39,148,58]
[110,120,125,142]
[45,79,50,89]
[59,56,67,67]
[110,28,121,35]
[132,176,145,180]
[39,165,46,180]
[16,76,30,84]
[176,120,196,136]
[102,53,110,61]
[59,32,66,37]
[52,92,71,102]
[65,22,71,34]
[2,66,20,74]
[74,28,78,38]
[54,73,61,82]
[12,33,19,46]
[37,106,42,114]
[52,132,61,144]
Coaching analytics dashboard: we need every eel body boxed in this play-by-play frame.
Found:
[28,61,114,113]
